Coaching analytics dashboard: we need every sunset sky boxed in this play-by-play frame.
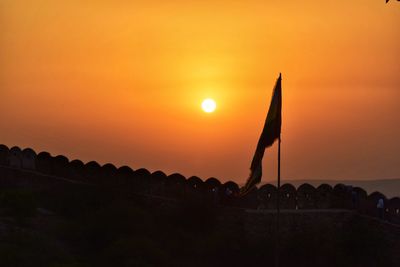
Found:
[1,0,399,184]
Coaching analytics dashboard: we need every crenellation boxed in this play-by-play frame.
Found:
[0,144,399,225]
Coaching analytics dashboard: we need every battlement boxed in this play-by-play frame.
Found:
[1,144,399,224]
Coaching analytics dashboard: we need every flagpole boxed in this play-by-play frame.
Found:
[275,135,281,267]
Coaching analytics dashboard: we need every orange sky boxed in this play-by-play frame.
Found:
[1,0,399,183]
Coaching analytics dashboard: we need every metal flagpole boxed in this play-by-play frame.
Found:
[275,135,281,267]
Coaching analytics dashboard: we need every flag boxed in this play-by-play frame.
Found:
[240,73,282,195]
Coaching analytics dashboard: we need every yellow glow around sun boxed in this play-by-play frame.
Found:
[201,98,216,113]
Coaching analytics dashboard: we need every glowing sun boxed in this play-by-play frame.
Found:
[201,98,217,113]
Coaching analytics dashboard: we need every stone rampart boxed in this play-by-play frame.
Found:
[0,144,399,224]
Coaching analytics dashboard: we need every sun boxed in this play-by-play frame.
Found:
[201,98,217,113]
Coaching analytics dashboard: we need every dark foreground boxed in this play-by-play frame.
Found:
[1,183,399,267]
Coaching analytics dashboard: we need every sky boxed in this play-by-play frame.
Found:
[1,0,399,184]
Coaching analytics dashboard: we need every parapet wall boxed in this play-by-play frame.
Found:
[0,144,399,224]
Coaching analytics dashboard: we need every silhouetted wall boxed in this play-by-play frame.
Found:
[100,163,117,185]
[280,183,297,209]
[0,145,9,166]
[387,197,400,224]
[116,166,135,187]
[150,170,167,195]
[22,148,36,170]
[52,155,69,178]
[316,184,333,209]
[258,184,277,209]
[68,160,85,181]
[36,152,52,175]
[297,183,316,209]
[0,144,399,225]
[166,173,186,198]
[9,146,22,168]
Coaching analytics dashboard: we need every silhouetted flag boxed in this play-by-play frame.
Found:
[240,74,282,195]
